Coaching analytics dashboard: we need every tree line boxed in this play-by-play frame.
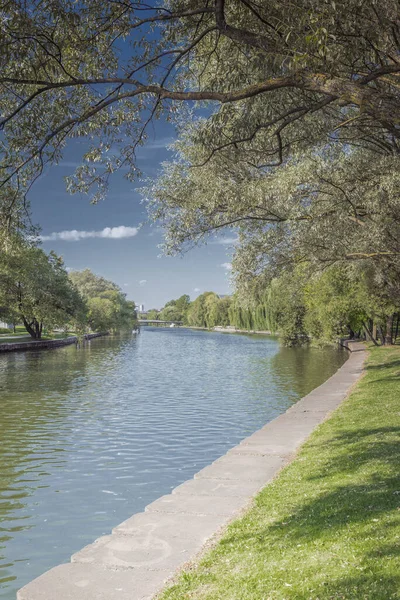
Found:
[146,266,399,347]
[0,235,137,340]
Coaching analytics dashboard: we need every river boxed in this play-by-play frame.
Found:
[0,328,346,598]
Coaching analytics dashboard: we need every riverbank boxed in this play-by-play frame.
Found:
[189,325,272,335]
[17,342,366,600]
[0,332,108,353]
[159,344,400,600]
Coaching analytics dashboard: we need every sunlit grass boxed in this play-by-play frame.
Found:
[0,331,76,344]
[160,346,400,599]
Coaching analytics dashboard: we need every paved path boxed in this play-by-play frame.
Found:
[17,342,366,600]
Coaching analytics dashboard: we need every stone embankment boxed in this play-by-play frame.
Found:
[17,341,366,600]
[0,332,108,353]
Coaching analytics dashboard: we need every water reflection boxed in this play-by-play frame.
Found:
[0,329,346,598]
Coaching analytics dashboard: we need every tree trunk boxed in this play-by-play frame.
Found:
[21,316,42,339]
[363,322,379,346]
[395,314,400,345]
[35,321,42,339]
[377,325,386,345]
[384,314,394,345]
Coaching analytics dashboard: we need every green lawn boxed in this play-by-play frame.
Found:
[0,335,32,344]
[161,346,400,600]
[0,331,76,344]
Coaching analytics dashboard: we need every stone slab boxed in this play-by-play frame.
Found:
[72,532,204,571]
[172,478,264,498]
[226,444,293,457]
[286,395,345,414]
[145,493,249,516]
[240,421,318,450]
[194,454,287,482]
[112,510,230,540]
[17,563,170,600]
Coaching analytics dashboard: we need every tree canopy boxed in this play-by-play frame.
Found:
[1,1,400,343]
[69,269,137,332]
[1,1,399,206]
[0,237,85,338]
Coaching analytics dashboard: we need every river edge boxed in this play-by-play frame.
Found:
[0,331,108,353]
[188,325,272,334]
[17,341,366,600]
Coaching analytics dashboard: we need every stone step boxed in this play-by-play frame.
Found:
[17,563,171,600]
[145,492,249,516]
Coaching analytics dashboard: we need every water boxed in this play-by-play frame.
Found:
[0,328,346,598]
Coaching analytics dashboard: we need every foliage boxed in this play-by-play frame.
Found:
[159,304,183,322]
[69,269,136,332]
[146,309,160,321]
[304,267,370,343]
[0,237,85,339]
[229,264,399,345]
[1,0,399,207]
[159,295,190,322]
[186,292,218,328]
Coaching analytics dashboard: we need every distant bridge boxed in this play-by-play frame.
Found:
[138,320,183,326]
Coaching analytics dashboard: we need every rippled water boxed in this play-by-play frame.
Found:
[0,328,346,598]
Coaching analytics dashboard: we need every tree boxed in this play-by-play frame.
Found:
[175,294,191,318]
[159,294,190,322]
[146,309,160,320]
[1,1,399,208]
[69,269,136,332]
[0,240,85,339]
[158,305,180,322]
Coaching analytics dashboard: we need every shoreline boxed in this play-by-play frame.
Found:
[17,341,366,600]
[189,325,272,335]
[0,332,108,354]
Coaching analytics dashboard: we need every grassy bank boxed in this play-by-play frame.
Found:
[0,332,76,344]
[161,346,400,600]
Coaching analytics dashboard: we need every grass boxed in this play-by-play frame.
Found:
[0,335,33,344]
[160,346,400,600]
[0,330,77,344]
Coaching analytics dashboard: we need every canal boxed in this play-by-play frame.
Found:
[0,328,346,598]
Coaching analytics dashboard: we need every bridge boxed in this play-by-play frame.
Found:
[138,320,183,326]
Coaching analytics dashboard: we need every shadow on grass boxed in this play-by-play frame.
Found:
[363,358,400,371]
[307,427,400,479]
[216,424,400,598]
[312,574,400,599]
[368,543,400,559]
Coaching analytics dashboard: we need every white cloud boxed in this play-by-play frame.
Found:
[220,262,233,271]
[194,287,201,292]
[123,283,129,287]
[139,279,147,286]
[211,236,239,245]
[40,226,139,242]
[139,137,175,152]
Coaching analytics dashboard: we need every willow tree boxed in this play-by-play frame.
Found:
[0,0,399,206]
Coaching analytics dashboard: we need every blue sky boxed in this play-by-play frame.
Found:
[29,122,234,309]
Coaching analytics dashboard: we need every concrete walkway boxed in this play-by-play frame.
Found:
[17,342,366,600]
